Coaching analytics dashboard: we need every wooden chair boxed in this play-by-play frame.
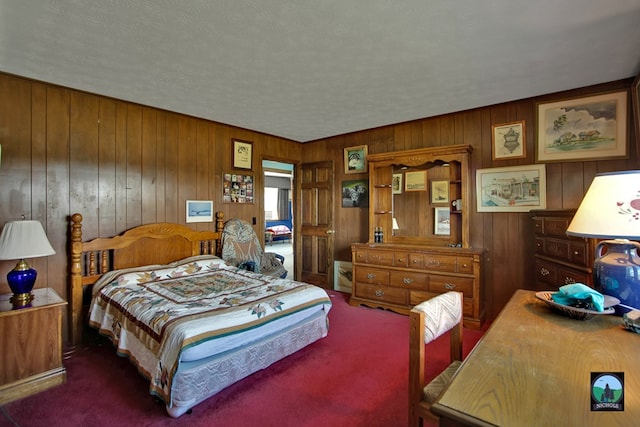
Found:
[409,291,464,426]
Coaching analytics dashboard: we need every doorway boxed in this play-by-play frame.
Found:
[263,160,295,277]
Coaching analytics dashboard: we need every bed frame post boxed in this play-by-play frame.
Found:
[69,213,84,346]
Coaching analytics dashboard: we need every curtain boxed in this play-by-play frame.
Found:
[277,189,289,219]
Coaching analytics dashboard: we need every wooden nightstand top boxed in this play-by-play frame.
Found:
[0,288,66,314]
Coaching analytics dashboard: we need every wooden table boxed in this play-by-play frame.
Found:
[431,289,640,427]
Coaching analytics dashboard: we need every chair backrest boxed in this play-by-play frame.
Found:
[409,291,463,425]
[221,218,264,271]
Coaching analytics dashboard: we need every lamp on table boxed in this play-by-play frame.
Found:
[566,170,640,314]
[0,219,56,308]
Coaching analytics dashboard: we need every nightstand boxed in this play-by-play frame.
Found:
[0,288,67,404]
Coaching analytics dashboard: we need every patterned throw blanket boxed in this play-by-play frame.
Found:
[88,257,332,405]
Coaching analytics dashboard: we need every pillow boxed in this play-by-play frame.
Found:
[94,255,227,291]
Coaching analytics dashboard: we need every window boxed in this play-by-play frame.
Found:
[264,187,279,220]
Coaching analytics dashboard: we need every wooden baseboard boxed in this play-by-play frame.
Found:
[0,367,66,405]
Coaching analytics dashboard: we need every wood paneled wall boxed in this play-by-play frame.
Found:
[308,78,638,320]
[0,72,636,342]
[0,73,301,343]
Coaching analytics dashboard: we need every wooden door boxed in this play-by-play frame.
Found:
[298,161,334,288]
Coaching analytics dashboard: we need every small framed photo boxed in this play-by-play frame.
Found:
[186,200,213,223]
[430,180,449,203]
[344,145,368,174]
[232,139,253,170]
[392,173,403,194]
[434,207,450,235]
[492,120,526,160]
[536,91,627,162]
[404,170,426,191]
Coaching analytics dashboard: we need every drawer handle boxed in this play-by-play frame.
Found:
[461,263,468,268]
[397,258,404,263]
[444,283,456,290]
[367,273,375,279]
[427,260,441,266]
[573,251,579,255]
[564,277,576,284]
[411,259,419,264]
[540,267,550,276]
[403,277,413,285]
[375,289,385,297]
[536,243,541,247]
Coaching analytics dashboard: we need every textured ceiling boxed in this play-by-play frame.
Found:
[1,1,639,142]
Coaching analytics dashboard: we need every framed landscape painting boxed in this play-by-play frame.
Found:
[476,164,546,212]
[536,91,627,162]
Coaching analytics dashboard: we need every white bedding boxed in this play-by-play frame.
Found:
[88,255,332,409]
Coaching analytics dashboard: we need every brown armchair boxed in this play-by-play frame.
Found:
[409,291,464,426]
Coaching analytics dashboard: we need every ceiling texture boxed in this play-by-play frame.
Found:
[1,1,639,143]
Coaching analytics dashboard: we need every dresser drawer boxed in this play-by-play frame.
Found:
[556,266,591,286]
[543,238,570,262]
[423,255,456,272]
[355,282,407,305]
[366,250,394,266]
[408,253,424,269]
[569,241,590,268]
[389,270,428,290]
[394,252,409,267]
[354,266,389,286]
[535,259,558,287]
[542,217,571,237]
[428,274,473,296]
[457,256,475,274]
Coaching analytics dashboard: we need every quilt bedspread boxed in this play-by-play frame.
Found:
[88,257,332,406]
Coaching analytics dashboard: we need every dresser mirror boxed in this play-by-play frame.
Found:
[367,145,471,248]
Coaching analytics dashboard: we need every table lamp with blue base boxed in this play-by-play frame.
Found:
[567,170,640,315]
[0,219,56,308]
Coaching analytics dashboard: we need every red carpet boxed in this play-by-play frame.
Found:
[0,292,484,427]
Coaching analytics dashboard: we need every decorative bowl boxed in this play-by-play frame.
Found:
[535,291,619,320]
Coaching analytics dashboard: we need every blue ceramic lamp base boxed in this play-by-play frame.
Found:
[594,240,640,315]
[7,259,37,308]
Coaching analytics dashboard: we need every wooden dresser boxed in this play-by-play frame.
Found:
[350,243,485,329]
[0,288,67,404]
[530,209,596,291]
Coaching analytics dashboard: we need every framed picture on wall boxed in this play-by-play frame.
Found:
[344,145,368,174]
[536,91,627,162]
[392,173,403,194]
[232,139,253,170]
[476,164,546,212]
[430,179,449,203]
[434,207,450,235]
[223,173,254,203]
[341,179,369,208]
[404,171,426,192]
[186,200,213,223]
[492,120,526,160]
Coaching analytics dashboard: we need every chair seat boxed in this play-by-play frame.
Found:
[423,360,462,403]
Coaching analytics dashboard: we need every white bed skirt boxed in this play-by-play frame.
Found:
[166,309,329,417]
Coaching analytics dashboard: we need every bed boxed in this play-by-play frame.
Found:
[265,224,292,243]
[69,212,332,418]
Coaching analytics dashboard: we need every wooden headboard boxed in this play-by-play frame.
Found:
[69,212,225,346]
